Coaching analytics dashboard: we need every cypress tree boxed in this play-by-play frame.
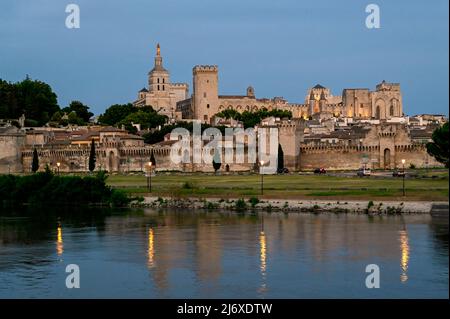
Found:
[89,139,96,172]
[31,148,39,173]
[277,144,284,171]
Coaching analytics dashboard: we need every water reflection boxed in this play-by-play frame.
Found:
[0,208,448,298]
[56,225,63,257]
[399,229,409,283]
[147,228,155,268]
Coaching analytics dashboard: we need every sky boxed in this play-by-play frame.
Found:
[0,0,448,116]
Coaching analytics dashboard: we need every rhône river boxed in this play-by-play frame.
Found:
[0,207,448,298]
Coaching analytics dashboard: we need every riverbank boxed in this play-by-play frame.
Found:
[134,196,449,214]
[108,171,449,201]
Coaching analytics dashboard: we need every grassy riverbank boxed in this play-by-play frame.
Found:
[107,170,449,201]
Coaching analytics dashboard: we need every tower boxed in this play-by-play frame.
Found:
[148,43,170,94]
[319,91,327,112]
[309,91,316,115]
[192,65,219,124]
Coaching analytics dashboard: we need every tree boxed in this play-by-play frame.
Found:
[98,103,137,126]
[89,139,96,172]
[212,150,222,173]
[50,111,62,122]
[65,100,93,123]
[32,148,39,173]
[277,144,284,171]
[118,108,167,133]
[67,111,82,125]
[214,108,292,128]
[427,122,449,168]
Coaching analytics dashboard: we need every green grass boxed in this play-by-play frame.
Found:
[106,171,449,201]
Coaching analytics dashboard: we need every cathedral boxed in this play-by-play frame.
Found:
[133,44,188,120]
[134,44,404,124]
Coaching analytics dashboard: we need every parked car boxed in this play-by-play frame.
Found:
[314,168,326,174]
[357,168,371,177]
[277,167,289,174]
[392,169,405,177]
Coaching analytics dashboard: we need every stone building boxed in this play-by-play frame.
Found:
[133,44,188,121]
[300,122,441,170]
[175,63,403,124]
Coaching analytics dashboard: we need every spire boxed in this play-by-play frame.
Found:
[151,43,167,72]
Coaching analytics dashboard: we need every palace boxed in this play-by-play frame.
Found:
[0,44,446,174]
[134,44,403,124]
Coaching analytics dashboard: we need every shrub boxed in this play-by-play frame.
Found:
[110,189,131,207]
[248,197,260,208]
[235,198,247,211]
[182,181,195,189]
[368,201,374,209]
[0,170,119,206]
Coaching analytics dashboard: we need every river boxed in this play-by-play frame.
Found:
[0,207,448,298]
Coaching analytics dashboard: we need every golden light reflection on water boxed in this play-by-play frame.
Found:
[147,228,155,268]
[56,225,63,256]
[258,230,267,294]
[399,229,409,283]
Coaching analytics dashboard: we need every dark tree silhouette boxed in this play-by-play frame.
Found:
[89,139,96,172]
[31,148,39,173]
[427,122,449,168]
[277,144,284,171]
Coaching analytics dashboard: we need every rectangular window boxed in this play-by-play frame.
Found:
[204,92,207,98]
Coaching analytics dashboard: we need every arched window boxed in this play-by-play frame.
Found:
[390,105,394,116]
[157,85,160,91]
[163,78,165,84]
[162,85,165,91]
[375,105,380,119]
[157,78,160,84]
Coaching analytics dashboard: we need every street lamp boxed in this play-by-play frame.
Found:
[259,160,265,196]
[146,161,153,193]
[401,159,406,196]
[56,162,61,175]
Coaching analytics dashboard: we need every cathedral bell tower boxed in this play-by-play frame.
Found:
[148,43,170,94]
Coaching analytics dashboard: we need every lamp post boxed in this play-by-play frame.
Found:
[401,159,406,196]
[146,161,153,193]
[56,162,61,175]
[259,160,265,196]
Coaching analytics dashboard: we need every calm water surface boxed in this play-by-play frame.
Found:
[0,207,448,298]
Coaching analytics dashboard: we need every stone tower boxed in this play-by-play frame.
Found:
[148,43,170,94]
[309,91,317,115]
[319,91,327,113]
[192,65,219,124]
[278,118,305,170]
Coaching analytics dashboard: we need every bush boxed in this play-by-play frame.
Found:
[0,170,121,207]
[182,181,195,189]
[235,198,247,211]
[110,189,131,207]
[248,197,260,208]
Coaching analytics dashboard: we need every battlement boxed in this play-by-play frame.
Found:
[171,82,189,88]
[193,65,218,73]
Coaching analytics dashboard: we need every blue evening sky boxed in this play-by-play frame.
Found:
[0,0,448,116]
